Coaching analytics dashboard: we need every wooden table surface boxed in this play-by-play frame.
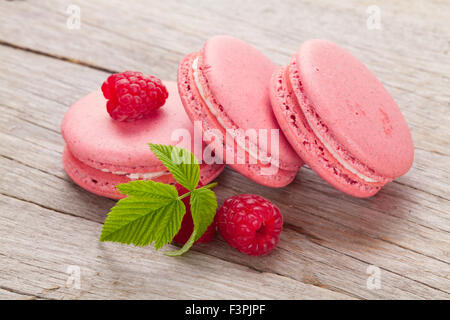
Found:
[0,0,449,300]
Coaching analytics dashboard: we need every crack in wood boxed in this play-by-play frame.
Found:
[0,154,67,182]
[0,191,101,224]
[0,285,46,300]
[0,40,117,74]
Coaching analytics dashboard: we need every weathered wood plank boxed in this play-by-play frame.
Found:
[0,43,449,299]
[1,109,449,299]
[2,144,449,299]
[0,194,351,299]
[1,0,449,157]
[0,0,449,299]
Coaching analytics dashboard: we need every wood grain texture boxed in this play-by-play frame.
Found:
[1,194,354,300]
[0,0,449,299]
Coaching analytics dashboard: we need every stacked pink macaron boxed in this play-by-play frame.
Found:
[269,39,414,197]
[61,82,224,199]
[61,36,413,199]
[177,36,413,197]
[177,36,303,187]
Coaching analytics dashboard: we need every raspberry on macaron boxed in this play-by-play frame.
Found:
[216,194,283,256]
[101,71,168,122]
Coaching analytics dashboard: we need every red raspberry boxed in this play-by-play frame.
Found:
[173,183,216,245]
[216,194,283,256]
[101,71,168,122]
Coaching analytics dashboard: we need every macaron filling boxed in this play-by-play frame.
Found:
[178,49,301,187]
[301,106,377,183]
[71,150,171,181]
[192,56,275,166]
[285,61,388,186]
[99,167,170,180]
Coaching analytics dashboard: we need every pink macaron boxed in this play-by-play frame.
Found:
[270,40,414,197]
[61,81,225,199]
[177,35,303,187]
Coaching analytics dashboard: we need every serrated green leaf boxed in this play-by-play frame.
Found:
[116,180,178,199]
[100,181,185,249]
[165,188,217,256]
[149,143,200,191]
[190,188,217,241]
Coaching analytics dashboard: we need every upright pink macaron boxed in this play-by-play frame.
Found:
[61,81,224,199]
[177,35,303,187]
[270,40,414,197]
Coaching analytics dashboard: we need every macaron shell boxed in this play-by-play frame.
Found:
[61,82,194,172]
[63,147,225,200]
[270,66,379,197]
[63,147,173,199]
[178,52,299,188]
[294,40,414,178]
[201,36,301,170]
[62,80,225,199]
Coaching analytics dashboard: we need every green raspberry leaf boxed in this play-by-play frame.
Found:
[149,143,200,191]
[190,188,218,242]
[99,145,218,256]
[100,180,185,250]
[165,187,217,256]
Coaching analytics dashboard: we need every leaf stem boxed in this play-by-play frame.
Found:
[202,182,218,190]
[178,192,191,200]
[177,182,218,200]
